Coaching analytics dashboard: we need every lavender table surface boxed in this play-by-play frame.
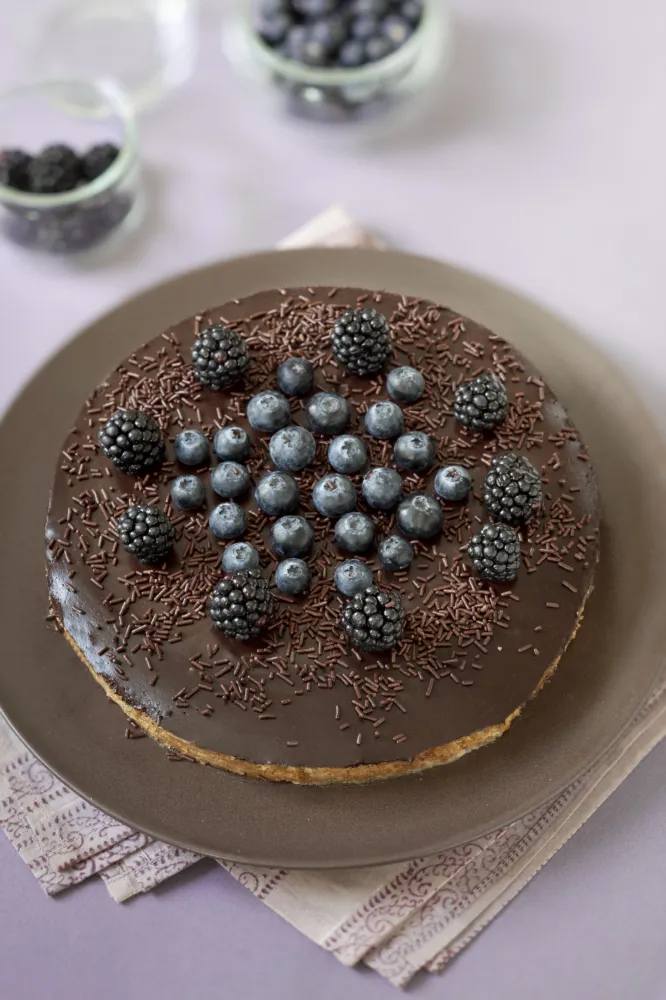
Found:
[2,1,666,997]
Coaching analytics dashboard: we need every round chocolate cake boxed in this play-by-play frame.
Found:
[46,287,600,783]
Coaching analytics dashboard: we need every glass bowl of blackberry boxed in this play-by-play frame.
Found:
[225,0,450,127]
[0,79,140,255]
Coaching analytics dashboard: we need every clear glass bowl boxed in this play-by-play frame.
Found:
[31,0,197,115]
[224,0,450,129]
[0,79,141,255]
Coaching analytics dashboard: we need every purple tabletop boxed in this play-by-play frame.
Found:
[2,0,666,996]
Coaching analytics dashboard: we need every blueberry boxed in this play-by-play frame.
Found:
[174,429,209,467]
[351,16,379,39]
[312,473,357,518]
[269,425,317,472]
[301,38,329,65]
[386,366,425,404]
[434,465,472,502]
[365,35,392,61]
[293,0,338,13]
[277,357,315,397]
[247,391,291,433]
[256,11,292,45]
[328,435,368,474]
[381,14,412,47]
[393,431,435,472]
[378,535,414,572]
[309,15,347,51]
[283,24,309,60]
[170,475,205,511]
[275,558,311,595]
[305,392,351,436]
[335,512,375,554]
[258,0,290,12]
[362,467,403,510]
[334,559,373,596]
[349,0,390,13]
[209,502,247,539]
[270,515,314,558]
[255,471,300,516]
[396,494,443,538]
[222,542,260,572]
[211,461,251,499]
[213,426,251,462]
[338,40,365,66]
[400,0,423,23]
[364,400,404,439]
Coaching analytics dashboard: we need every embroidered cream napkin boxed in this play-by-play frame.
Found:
[2,206,665,988]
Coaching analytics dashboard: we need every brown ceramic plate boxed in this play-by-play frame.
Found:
[1,248,665,869]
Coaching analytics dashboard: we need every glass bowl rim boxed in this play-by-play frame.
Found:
[0,78,138,210]
[239,0,444,87]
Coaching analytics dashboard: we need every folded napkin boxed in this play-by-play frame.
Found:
[2,206,666,987]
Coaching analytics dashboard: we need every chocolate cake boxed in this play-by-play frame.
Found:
[46,287,600,783]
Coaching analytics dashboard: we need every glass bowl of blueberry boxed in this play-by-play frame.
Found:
[225,0,450,126]
[0,78,140,255]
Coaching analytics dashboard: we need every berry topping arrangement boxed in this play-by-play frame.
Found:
[254,0,424,70]
[47,286,599,777]
[104,304,550,642]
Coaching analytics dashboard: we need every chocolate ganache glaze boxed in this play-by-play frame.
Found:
[46,287,600,783]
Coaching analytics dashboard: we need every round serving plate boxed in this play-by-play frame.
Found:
[1,248,665,869]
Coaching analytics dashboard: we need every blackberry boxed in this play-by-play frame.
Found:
[483,453,542,524]
[453,371,508,432]
[191,324,250,391]
[468,523,521,583]
[209,569,274,641]
[98,409,164,476]
[81,143,119,182]
[0,149,32,191]
[117,505,174,564]
[341,585,405,653]
[330,308,391,377]
[28,144,80,194]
